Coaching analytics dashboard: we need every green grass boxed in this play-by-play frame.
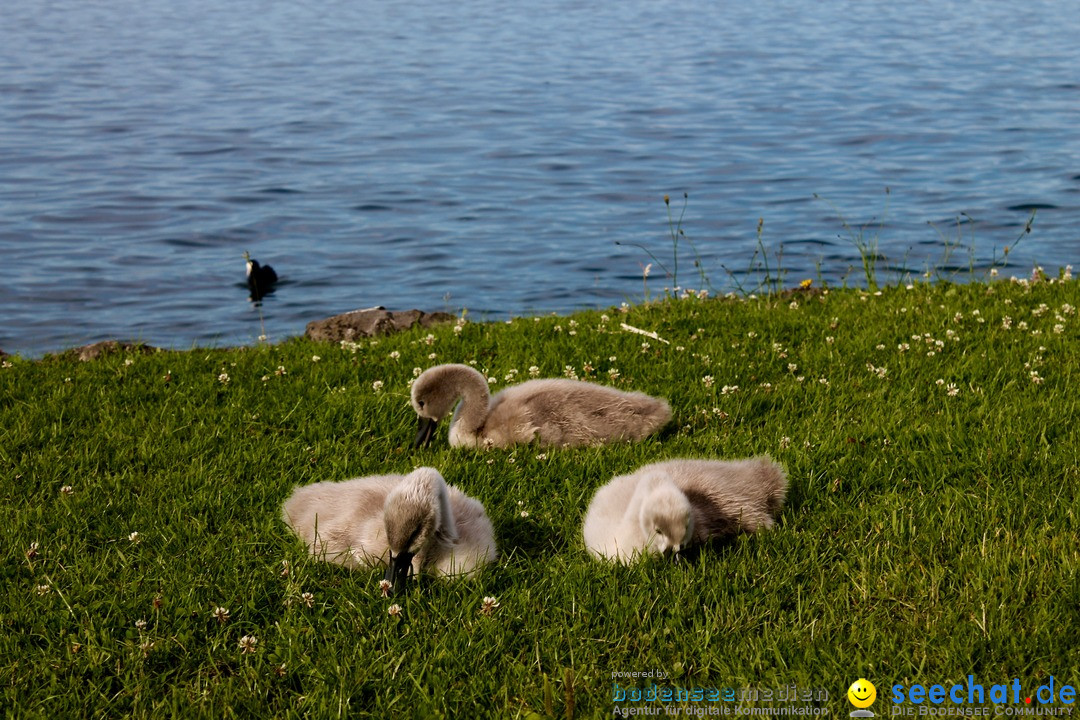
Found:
[2,278,1079,718]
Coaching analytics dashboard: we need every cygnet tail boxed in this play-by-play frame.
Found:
[752,456,789,520]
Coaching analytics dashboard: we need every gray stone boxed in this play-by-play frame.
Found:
[65,340,159,362]
[305,306,455,343]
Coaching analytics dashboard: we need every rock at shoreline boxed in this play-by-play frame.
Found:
[65,341,159,362]
[305,307,454,343]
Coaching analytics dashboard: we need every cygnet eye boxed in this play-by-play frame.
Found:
[418,400,425,408]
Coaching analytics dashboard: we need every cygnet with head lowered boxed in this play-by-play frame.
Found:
[583,457,787,563]
[281,467,496,594]
[410,363,672,449]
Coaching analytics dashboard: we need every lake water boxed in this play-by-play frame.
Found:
[2,0,1078,356]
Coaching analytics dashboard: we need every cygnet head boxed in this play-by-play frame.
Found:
[383,467,457,595]
[639,484,694,556]
[410,365,484,447]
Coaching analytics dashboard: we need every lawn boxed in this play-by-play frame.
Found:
[2,276,1078,718]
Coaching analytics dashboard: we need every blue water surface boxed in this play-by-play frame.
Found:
[2,0,1078,355]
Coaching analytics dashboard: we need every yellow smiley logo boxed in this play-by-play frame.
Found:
[848,679,877,709]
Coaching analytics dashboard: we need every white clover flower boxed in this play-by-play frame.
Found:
[818,378,829,386]
[780,436,792,449]
[989,268,999,277]
[946,383,959,397]
[826,336,834,344]
[275,366,287,376]
[721,384,739,395]
[528,366,541,378]
[520,510,529,518]
[875,344,886,351]
[128,532,141,544]
[388,351,400,360]
[480,596,500,616]
[213,606,230,624]
[124,358,134,367]
[608,368,620,380]
[35,584,51,596]
[412,367,422,377]
[135,619,148,631]
[936,379,945,386]
[218,373,230,384]
[789,300,799,310]
[60,485,74,496]
[371,380,384,392]
[1002,316,1013,329]
[1054,324,1064,334]
[301,592,314,608]
[702,375,714,388]
[787,363,798,372]
[387,604,403,617]
[378,579,392,598]
[238,635,258,654]
[26,542,40,559]
[1065,265,1074,281]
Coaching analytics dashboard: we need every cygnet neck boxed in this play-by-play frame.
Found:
[449,366,492,436]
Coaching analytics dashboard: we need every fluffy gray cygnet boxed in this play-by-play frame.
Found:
[281,466,496,594]
[410,363,671,449]
[583,457,788,563]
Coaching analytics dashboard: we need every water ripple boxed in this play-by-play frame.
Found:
[1,0,1078,355]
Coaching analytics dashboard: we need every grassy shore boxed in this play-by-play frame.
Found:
[2,277,1079,718]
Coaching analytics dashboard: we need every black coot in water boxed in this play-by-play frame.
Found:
[245,257,278,300]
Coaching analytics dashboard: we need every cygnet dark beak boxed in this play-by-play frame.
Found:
[663,545,683,564]
[413,416,438,448]
[385,550,415,596]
